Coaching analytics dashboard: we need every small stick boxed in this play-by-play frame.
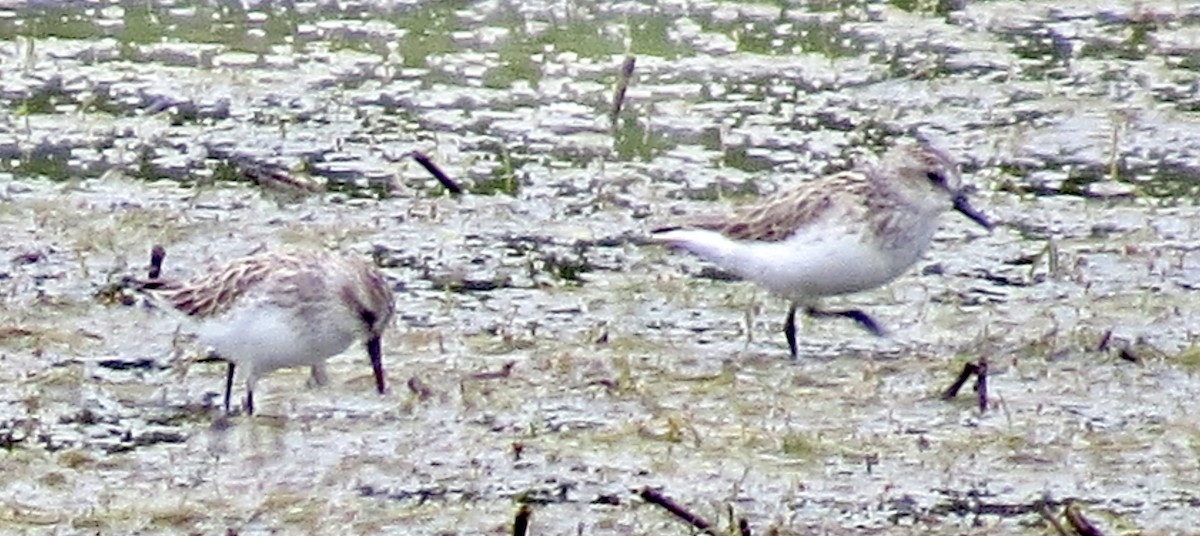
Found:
[1064,500,1103,536]
[148,244,166,279]
[975,358,989,413]
[513,504,532,536]
[411,151,463,195]
[941,358,989,412]
[638,487,721,536]
[610,55,636,126]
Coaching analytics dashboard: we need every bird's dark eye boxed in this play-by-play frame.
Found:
[926,170,946,186]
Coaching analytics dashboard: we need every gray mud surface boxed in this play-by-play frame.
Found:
[2,1,1200,534]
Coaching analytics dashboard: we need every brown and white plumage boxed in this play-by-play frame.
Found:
[653,142,992,358]
[135,249,395,415]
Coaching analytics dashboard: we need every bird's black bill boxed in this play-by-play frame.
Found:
[367,335,386,394]
[953,193,993,231]
[224,361,235,414]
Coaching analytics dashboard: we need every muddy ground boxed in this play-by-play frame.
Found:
[2,0,1200,534]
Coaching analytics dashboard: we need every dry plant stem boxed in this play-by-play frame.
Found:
[941,362,976,399]
[975,358,989,412]
[149,244,166,279]
[1096,329,1113,351]
[1065,500,1104,536]
[411,152,463,195]
[513,504,532,536]
[638,487,722,536]
[941,358,989,412]
[610,55,636,125]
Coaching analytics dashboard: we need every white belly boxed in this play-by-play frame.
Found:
[734,223,934,301]
[196,301,358,377]
[657,222,936,302]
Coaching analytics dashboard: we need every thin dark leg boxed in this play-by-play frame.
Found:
[245,389,254,416]
[784,303,799,360]
[804,307,885,337]
[224,362,235,414]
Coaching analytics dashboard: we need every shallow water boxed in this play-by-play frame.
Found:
[2,0,1200,534]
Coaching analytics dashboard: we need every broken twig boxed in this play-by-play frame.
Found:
[638,487,721,536]
[148,244,166,279]
[610,55,637,126]
[941,358,989,412]
[411,151,463,195]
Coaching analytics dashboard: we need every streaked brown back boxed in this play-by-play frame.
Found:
[146,253,306,318]
[681,170,872,243]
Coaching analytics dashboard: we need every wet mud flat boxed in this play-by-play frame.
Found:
[2,0,1200,534]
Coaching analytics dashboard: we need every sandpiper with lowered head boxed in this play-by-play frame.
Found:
[130,247,395,415]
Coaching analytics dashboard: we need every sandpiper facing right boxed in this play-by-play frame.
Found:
[652,142,992,358]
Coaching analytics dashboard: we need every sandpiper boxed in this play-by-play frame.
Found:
[131,248,395,415]
[652,142,992,358]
